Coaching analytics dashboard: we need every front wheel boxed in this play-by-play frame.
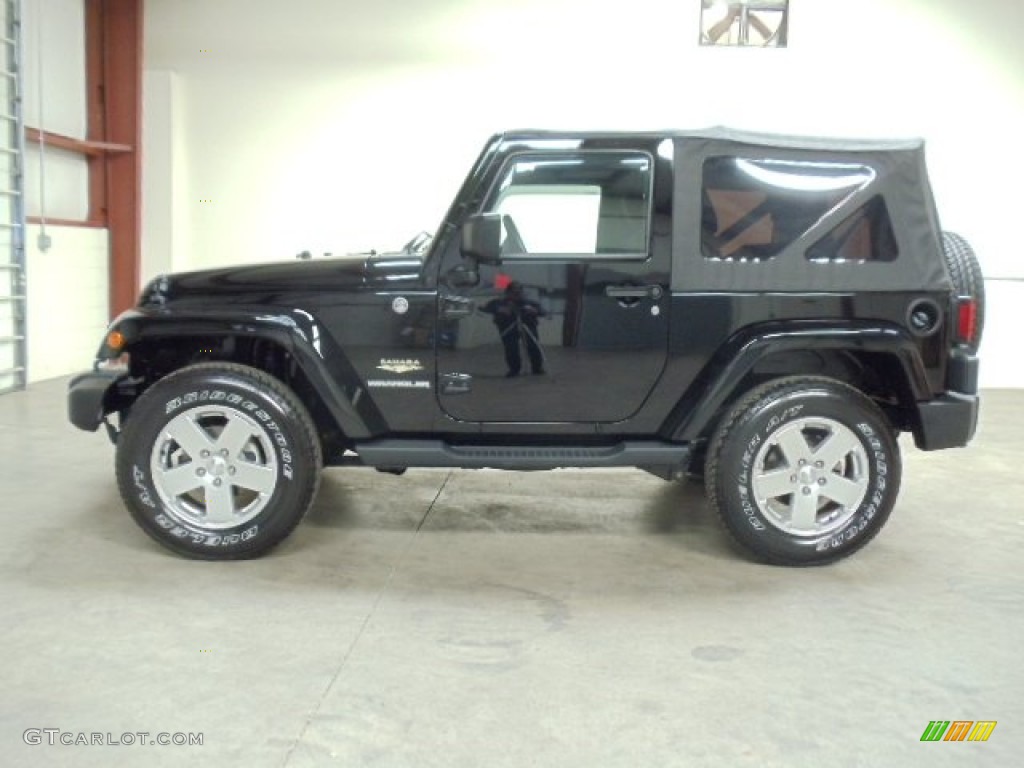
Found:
[115,363,322,559]
[705,377,901,566]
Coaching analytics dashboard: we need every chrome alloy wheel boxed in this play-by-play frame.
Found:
[150,407,278,530]
[750,416,869,537]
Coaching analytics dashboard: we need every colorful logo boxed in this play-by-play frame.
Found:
[920,721,997,742]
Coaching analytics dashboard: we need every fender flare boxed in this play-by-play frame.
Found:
[108,308,377,439]
[667,322,931,442]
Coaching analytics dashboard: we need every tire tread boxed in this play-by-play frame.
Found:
[941,231,985,351]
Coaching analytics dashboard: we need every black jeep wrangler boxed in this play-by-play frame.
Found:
[68,129,983,565]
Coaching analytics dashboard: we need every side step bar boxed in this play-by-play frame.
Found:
[352,439,691,472]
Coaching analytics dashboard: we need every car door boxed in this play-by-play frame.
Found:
[436,145,670,424]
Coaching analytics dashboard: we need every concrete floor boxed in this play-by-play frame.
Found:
[1,378,1022,767]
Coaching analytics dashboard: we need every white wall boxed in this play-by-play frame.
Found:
[141,70,189,284]
[144,0,1024,385]
[19,0,108,384]
[22,0,89,221]
[25,224,110,383]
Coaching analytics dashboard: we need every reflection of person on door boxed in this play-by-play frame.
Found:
[481,282,546,377]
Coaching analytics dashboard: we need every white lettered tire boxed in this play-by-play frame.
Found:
[115,363,322,559]
[705,376,901,565]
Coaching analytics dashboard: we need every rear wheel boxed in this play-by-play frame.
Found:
[942,231,985,352]
[705,376,900,565]
[115,363,322,559]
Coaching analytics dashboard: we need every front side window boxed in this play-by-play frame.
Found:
[702,156,874,261]
[488,152,652,259]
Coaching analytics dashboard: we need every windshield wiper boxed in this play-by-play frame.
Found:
[403,231,433,255]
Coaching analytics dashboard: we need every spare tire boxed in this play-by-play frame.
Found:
[941,231,985,352]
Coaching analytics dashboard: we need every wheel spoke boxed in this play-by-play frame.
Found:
[204,482,237,525]
[822,475,865,509]
[753,468,795,500]
[216,416,256,460]
[164,415,215,460]
[152,403,280,531]
[156,464,204,498]
[231,462,276,495]
[775,428,811,468]
[748,411,885,541]
[812,428,861,470]
[788,489,819,532]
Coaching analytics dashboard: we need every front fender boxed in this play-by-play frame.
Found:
[106,308,377,439]
[666,322,931,442]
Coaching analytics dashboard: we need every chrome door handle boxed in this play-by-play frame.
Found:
[605,284,663,300]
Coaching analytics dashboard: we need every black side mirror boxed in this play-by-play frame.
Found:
[460,213,502,265]
[445,263,480,289]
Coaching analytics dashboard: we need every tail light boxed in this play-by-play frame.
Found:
[955,297,978,346]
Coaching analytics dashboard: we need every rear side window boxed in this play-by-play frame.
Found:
[702,157,874,261]
[806,196,899,263]
[488,152,652,259]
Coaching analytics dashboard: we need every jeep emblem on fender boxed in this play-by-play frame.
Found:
[391,297,409,315]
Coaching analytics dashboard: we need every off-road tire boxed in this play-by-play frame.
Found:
[942,231,985,352]
[115,363,322,559]
[705,376,901,566]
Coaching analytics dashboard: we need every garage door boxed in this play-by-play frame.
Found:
[0,0,25,395]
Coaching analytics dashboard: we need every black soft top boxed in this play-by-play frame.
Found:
[495,128,949,292]
[670,129,948,292]
[502,126,923,153]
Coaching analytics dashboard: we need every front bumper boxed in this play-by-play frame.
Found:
[68,369,130,432]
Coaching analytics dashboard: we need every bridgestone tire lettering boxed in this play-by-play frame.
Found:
[705,376,902,566]
[115,363,322,560]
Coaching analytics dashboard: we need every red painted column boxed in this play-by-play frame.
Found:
[85,0,108,228]
[100,0,143,317]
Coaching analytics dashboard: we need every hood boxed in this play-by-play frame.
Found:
[140,255,424,307]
